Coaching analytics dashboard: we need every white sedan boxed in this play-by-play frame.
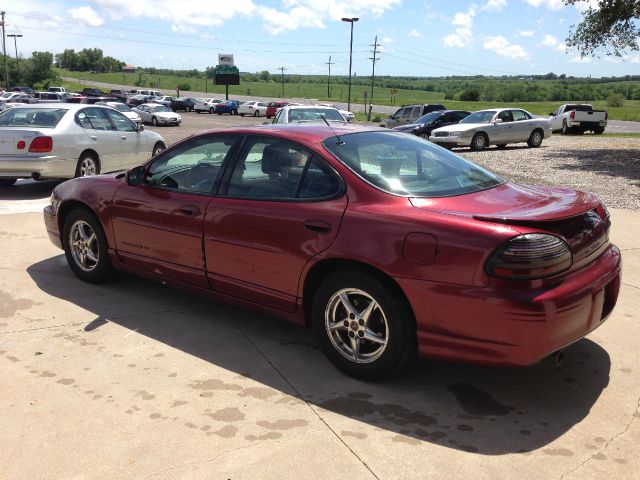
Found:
[132,103,181,126]
[97,101,142,124]
[0,104,165,186]
[194,98,222,114]
[238,101,267,117]
[430,108,552,151]
[272,105,347,124]
[315,103,355,122]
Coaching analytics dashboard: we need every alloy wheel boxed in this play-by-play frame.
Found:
[69,220,99,272]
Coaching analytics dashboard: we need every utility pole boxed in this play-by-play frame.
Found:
[1,12,9,89]
[368,35,381,121]
[325,55,334,99]
[7,34,21,84]
[279,66,287,98]
[341,17,358,112]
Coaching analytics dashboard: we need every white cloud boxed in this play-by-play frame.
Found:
[569,55,592,63]
[629,56,640,64]
[443,6,475,48]
[484,35,530,60]
[69,6,104,26]
[603,57,620,64]
[542,34,558,47]
[524,0,564,9]
[519,30,534,37]
[408,29,421,38]
[482,0,506,10]
[444,28,472,48]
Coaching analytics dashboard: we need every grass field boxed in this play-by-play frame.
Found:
[59,70,640,121]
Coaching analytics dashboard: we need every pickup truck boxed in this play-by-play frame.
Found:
[549,104,607,134]
[48,86,67,94]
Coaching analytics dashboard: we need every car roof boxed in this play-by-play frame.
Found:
[188,124,381,144]
[6,103,90,110]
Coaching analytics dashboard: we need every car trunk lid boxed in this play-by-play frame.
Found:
[410,182,608,262]
[0,129,43,155]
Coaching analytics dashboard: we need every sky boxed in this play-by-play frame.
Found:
[3,0,640,78]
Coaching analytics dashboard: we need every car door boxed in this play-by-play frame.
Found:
[111,134,240,287]
[511,109,533,141]
[103,108,146,169]
[76,107,122,173]
[203,135,347,313]
[491,110,515,144]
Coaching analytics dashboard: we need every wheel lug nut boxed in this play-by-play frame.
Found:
[358,319,364,326]
[358,331,364,337]
[343,321,349,327]
[349,331,355,338]
[349,313,355,320]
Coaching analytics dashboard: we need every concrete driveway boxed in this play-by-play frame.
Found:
[0,205,638,479]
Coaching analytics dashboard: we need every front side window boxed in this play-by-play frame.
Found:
[497,110,514,123]
[323,131,503,198]
[104,109,137,132]
[225,136,341,200]
[146,135,238,193]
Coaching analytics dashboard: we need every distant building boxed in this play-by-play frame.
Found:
[122,64,135,73]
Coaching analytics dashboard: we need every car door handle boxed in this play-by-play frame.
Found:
[90,135,97,140]
[177,206,201,216]
[304,221,331,233]
[121,135,127,140]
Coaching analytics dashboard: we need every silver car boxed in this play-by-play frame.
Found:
[0,104,165,186]
[272,105,347,124]
[429,108,552,151]
[132,103,181,126]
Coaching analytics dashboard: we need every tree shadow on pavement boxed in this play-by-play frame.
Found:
[28,256,611,456]
[542,148,640,187]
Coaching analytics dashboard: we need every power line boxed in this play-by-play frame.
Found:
[368,36,381,121]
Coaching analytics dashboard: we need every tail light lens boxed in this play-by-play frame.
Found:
[486,234,572,279]
[29,136,53,153]
[570,110,575,120]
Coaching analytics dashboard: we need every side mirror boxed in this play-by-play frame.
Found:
[137,123,144,132]
[127,165,146,186]
[493,118,503,125]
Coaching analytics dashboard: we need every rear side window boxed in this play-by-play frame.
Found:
[76,108,113,130]
[225,136,341,200]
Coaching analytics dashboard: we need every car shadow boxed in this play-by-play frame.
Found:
[0,179,62,200]
[542,148,640,187]
[27,256,611,456]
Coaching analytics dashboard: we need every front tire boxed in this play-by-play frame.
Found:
[209,107,214,114]
[62,209,114,283]
[151,116,158,126]
[527,129,544,148]
[75,153,100,177]
[470,133,488,151]
[152,142,166,157]
[312,270,416,380]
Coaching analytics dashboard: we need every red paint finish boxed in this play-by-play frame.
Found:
[45,124,622,369]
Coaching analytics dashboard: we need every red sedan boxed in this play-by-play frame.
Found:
[43,125,621,379]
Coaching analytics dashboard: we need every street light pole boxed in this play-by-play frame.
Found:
[341,17,358,112]
[8,34,22,83]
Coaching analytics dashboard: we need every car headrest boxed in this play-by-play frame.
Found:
[261,144,291,174]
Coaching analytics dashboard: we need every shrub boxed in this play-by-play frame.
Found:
[607,93,625,108]
[459,88,480,101]
[177,83,191,91]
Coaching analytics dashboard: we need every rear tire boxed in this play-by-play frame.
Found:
[562,122,570,135]
[312,269,416,380]
[0,178,17,187]
[152,142,166,157]
[62,209,114,284]
[527,129,544,148]
[75,153,100,177]
[594,127,604,134]
[151,116,158,126]
[209,107,214,114]
[254,110,259,117]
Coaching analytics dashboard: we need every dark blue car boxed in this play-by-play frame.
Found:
[214,100,240,115]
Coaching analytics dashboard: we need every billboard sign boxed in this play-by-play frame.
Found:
[215,65,240,85]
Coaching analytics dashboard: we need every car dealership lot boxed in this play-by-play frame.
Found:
[0,111,639,479]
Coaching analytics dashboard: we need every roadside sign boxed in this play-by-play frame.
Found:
[218,54,234,66]
[215,65,240,85]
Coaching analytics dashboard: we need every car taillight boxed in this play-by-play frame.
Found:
[570,111,575,120]
[486,234,572,280]
[29,136,53,153]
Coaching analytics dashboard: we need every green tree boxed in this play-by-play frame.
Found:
[564,0,640,56]
[27,51,55,85]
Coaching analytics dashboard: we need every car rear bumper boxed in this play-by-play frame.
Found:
[395,244,621,366]
[43,205,62,249]
[0,155,74,179]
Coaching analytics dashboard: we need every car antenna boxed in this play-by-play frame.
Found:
[320,114,345,146]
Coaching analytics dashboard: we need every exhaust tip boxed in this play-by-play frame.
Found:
[554,350,566,368]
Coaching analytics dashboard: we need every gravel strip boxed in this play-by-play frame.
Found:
[149,113,640,211]
[456,135,640,211]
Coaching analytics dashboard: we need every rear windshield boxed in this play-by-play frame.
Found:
[322,131,503,197]
[0,108,67,128]
[288,108,344,122]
